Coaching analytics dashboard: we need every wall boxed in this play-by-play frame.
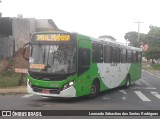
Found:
[0,36,13,59]
[0,17,59,59]
[12,18,36,51]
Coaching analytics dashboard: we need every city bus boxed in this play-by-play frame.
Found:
[23,32,142,98]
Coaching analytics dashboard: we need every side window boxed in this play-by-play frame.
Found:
[121,48,127,63]
[104,45,113,63]
[92,43,103,63]
[132,51,137,63]
[79,48,90,66]
[117,48,120,63]
[113,47,120,63]
[78,48,90,75]
[137,52,142,63]
[127,50,132,63]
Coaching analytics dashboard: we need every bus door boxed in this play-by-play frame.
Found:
[77,39,92,96]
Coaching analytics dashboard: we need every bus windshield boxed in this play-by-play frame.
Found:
[29,44,76,74]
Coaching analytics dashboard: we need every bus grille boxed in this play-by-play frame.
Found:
[31,85,61,94]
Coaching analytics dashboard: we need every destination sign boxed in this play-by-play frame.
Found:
[30,64,45,69]
[36,34,70,41]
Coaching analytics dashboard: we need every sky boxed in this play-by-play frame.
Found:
[1,0,160,43]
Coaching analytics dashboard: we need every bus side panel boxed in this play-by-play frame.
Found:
[120,63,142,86]
[98,63,132,89]
[129,63,142,82]
[90,64,109,92]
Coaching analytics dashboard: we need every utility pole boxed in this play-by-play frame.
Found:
[134,21,144,44]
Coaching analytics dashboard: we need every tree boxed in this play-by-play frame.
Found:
[124,31,146,47]
[143,25,160,60]
[125,26,160,60]
[124,31,138,47]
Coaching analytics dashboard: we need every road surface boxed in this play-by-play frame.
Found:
[0,70,160,119]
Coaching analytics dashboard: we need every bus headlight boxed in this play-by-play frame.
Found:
[63,81,74,90]
[69,81,74,86]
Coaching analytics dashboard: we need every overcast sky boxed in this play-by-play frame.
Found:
[1,0,160,43]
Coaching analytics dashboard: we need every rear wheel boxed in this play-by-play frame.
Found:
[124,75,130,88]
[88,80,100,98]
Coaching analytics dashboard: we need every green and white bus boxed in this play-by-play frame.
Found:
[24,32,142,98]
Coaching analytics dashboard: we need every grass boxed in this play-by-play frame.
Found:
[0,70,27,88]
[151,64,160,70]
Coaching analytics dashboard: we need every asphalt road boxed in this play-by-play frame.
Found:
[0,70,160,119]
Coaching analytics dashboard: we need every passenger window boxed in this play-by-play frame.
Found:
[92,43,103,63]
[137,52,142,63]
[121,48,127,63]
[132,51,137,63]
[104,45,113,63]
[113,47,120,63]
[127,50,132,63]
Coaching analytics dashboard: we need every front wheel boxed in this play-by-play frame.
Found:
[88,80,100,98]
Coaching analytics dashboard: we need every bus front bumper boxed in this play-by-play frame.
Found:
[27,81,76,98]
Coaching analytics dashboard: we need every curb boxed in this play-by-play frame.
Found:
[142,64,160,77]
[0,86,27,95]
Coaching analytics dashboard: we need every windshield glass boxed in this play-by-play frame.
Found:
[29,44,76,74]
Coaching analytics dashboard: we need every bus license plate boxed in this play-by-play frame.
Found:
[42,90,50,94]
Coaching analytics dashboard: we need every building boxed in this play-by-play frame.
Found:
[0,17,60,59]
[99,35,117,42]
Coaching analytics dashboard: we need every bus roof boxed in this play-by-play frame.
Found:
[33,31,142,52]
[89,36,142,52]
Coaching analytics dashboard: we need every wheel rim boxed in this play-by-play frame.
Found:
[127,80,130,86]
[91,85,96,94]
[126,77,130,87]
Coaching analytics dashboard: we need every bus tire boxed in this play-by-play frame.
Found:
[124,75,130,88]
[88,80,100,98]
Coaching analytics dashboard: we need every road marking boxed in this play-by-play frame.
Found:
[119,90,127,95]
[21,94,34,98]
[130,87,142,90]
[141,79,156,89]
[122,97,126,100]
[134,81,142,86]
[134,91,151,101]
[151,92,160,99]
[102,95,110,100]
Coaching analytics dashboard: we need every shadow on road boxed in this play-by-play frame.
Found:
[33,86,132,103]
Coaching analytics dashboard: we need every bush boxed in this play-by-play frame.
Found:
[151,64,160,70]
[0,70,27,88]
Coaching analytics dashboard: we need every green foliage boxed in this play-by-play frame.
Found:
[0,70,27,88]
[151,64,160,70]
[124,31,138,47]
[124,31,147,47]
[125,25,160,60]
[143,26,160,60]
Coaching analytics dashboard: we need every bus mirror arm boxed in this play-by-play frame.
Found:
[23,42,32,60]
